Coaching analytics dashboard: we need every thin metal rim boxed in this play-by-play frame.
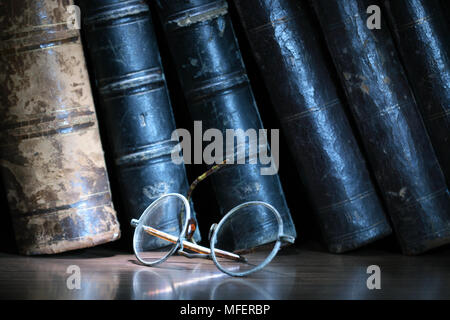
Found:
[209,201,284,277]
[132,193,191,267]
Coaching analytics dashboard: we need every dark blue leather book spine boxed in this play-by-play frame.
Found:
[79,0,199,243]
[312,0,450,255]
[384,0,450,185]
[154,0,296,250]
[232,0,392,253]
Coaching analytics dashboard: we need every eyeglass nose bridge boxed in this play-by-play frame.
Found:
[131,219,139,228]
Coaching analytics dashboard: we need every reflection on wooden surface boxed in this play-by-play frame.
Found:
[0,243,449,299]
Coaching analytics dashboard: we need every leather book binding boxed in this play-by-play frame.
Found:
[312,0,450,255]
[384,0,450,185]
[232,0,392,253]
[79,0,201,244]
[0,0,121,255]
[155,0,297,251]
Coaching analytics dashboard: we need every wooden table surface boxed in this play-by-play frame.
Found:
[0,243,449,300]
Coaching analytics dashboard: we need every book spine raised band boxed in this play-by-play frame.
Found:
[80,0,200,243]
[0,0,121,255]
[233,0,391,253]
[155,0,297,251]
[312,0,450,255]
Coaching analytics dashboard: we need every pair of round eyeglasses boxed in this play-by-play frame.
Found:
[131,160,295,277]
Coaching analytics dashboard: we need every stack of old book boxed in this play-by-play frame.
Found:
[0,0,448,256]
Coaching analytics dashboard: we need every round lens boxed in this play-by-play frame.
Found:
[133,193,190,266]
[210,202,283,276]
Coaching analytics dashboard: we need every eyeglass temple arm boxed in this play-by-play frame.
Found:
[183,159,229,243]
[134,222,245,262]
[186,159,228,202]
